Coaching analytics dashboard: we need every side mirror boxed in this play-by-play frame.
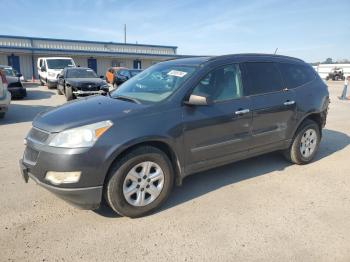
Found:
[58,74,64,79]
[41,66,46,72]
[16,73,22,77]
[184,94,211,106]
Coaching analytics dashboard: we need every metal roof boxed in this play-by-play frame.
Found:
[0,35,178,50]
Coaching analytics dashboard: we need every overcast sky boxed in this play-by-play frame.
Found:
[1,0,349,62]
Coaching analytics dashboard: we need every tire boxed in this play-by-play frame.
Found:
[39,77,44,86]
[283,119,321,165]
[65,86,74,101]
[57,87,63,95]
[0,112,5,119]
[335,76,339,81]
[104,146,174,218]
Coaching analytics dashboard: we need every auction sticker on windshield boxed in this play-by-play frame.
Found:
[167,70,188,77]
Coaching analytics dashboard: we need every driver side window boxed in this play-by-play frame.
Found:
[192,64,243,102]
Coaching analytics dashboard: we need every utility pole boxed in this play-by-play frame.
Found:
[274,48,278,55]
[124,24,126,44]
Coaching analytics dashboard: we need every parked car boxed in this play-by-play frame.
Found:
[20,54,329,218]
[57,67,109,101]
[105,67,131,88]
[0,70,11,118]
[325,67,345,81]
[37,57,76,88]
[0,65,26,99]
[129,69,143,77]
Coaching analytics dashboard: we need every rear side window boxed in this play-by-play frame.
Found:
[279,63,315,89]
[242,62,284,96]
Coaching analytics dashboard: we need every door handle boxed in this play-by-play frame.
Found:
[283,100,295,106]
[235,109,250,115]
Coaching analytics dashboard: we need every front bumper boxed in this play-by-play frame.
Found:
[19,158,103,209]
[0,91,11,112]
[8,87,26,98]
[73,90,106,96]
[47,79,58,88]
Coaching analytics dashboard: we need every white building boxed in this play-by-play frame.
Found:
[0,35,187,80]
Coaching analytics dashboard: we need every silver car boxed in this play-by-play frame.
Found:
[0,70,11,118]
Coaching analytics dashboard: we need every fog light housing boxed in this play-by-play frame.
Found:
[45,171,81,185]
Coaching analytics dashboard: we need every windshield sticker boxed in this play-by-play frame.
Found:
[167,70,187,78]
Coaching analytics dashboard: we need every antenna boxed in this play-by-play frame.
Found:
[274,48,278,55]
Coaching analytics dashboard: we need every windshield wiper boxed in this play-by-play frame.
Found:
[112,95,141,104]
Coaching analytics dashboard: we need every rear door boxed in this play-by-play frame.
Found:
[183,63,252,173]
[241,62,296,150]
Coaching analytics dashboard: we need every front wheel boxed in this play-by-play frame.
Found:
[65,86,74,101]
[284,119,321,164]
[104,146,174,218]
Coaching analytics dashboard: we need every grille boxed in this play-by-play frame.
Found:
[80,83,99,91]
[28,127,49,143]
[24,147,39,164]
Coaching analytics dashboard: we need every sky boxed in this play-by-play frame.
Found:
[1,0,349,62]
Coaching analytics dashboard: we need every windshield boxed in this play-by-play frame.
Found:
[110,63,196,103]
[67,68,97,78]
[1,68,16,77]
[47,59,74,69]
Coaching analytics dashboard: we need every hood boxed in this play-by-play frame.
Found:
[33,95,148,132]
[66,78,105,87]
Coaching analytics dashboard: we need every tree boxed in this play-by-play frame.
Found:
[324,58,333,64]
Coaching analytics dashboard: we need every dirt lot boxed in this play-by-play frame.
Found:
[0,81,349,262]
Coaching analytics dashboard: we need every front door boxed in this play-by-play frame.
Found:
[87,58,97,73]
[183,64,252,173]
[241,62,296,150]
[8,55,20,73]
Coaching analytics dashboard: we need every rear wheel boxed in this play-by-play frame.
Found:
[284,119,321,164]
[104,146,174,218]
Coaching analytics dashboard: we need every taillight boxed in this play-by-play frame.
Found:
[0,70,7,85]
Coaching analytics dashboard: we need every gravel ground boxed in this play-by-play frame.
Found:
[0,81,349,262]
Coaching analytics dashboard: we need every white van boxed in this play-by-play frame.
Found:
[37,57,76,88]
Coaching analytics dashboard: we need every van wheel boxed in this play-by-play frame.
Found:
[104,146,174,218]
[65,86,74,101]
[283,119,321,165]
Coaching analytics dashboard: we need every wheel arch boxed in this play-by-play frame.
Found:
[103,139,183,190]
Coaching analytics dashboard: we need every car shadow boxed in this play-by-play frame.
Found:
[95,129,350,218]
[0,103,54,125]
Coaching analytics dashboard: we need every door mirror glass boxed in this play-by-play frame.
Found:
[184,94,211,106]
[41,65,46,72]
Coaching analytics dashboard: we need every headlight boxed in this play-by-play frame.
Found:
[48,72,56,78]
[49,120,113,148]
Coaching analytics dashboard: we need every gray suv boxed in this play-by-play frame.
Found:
[20,54,329,217]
